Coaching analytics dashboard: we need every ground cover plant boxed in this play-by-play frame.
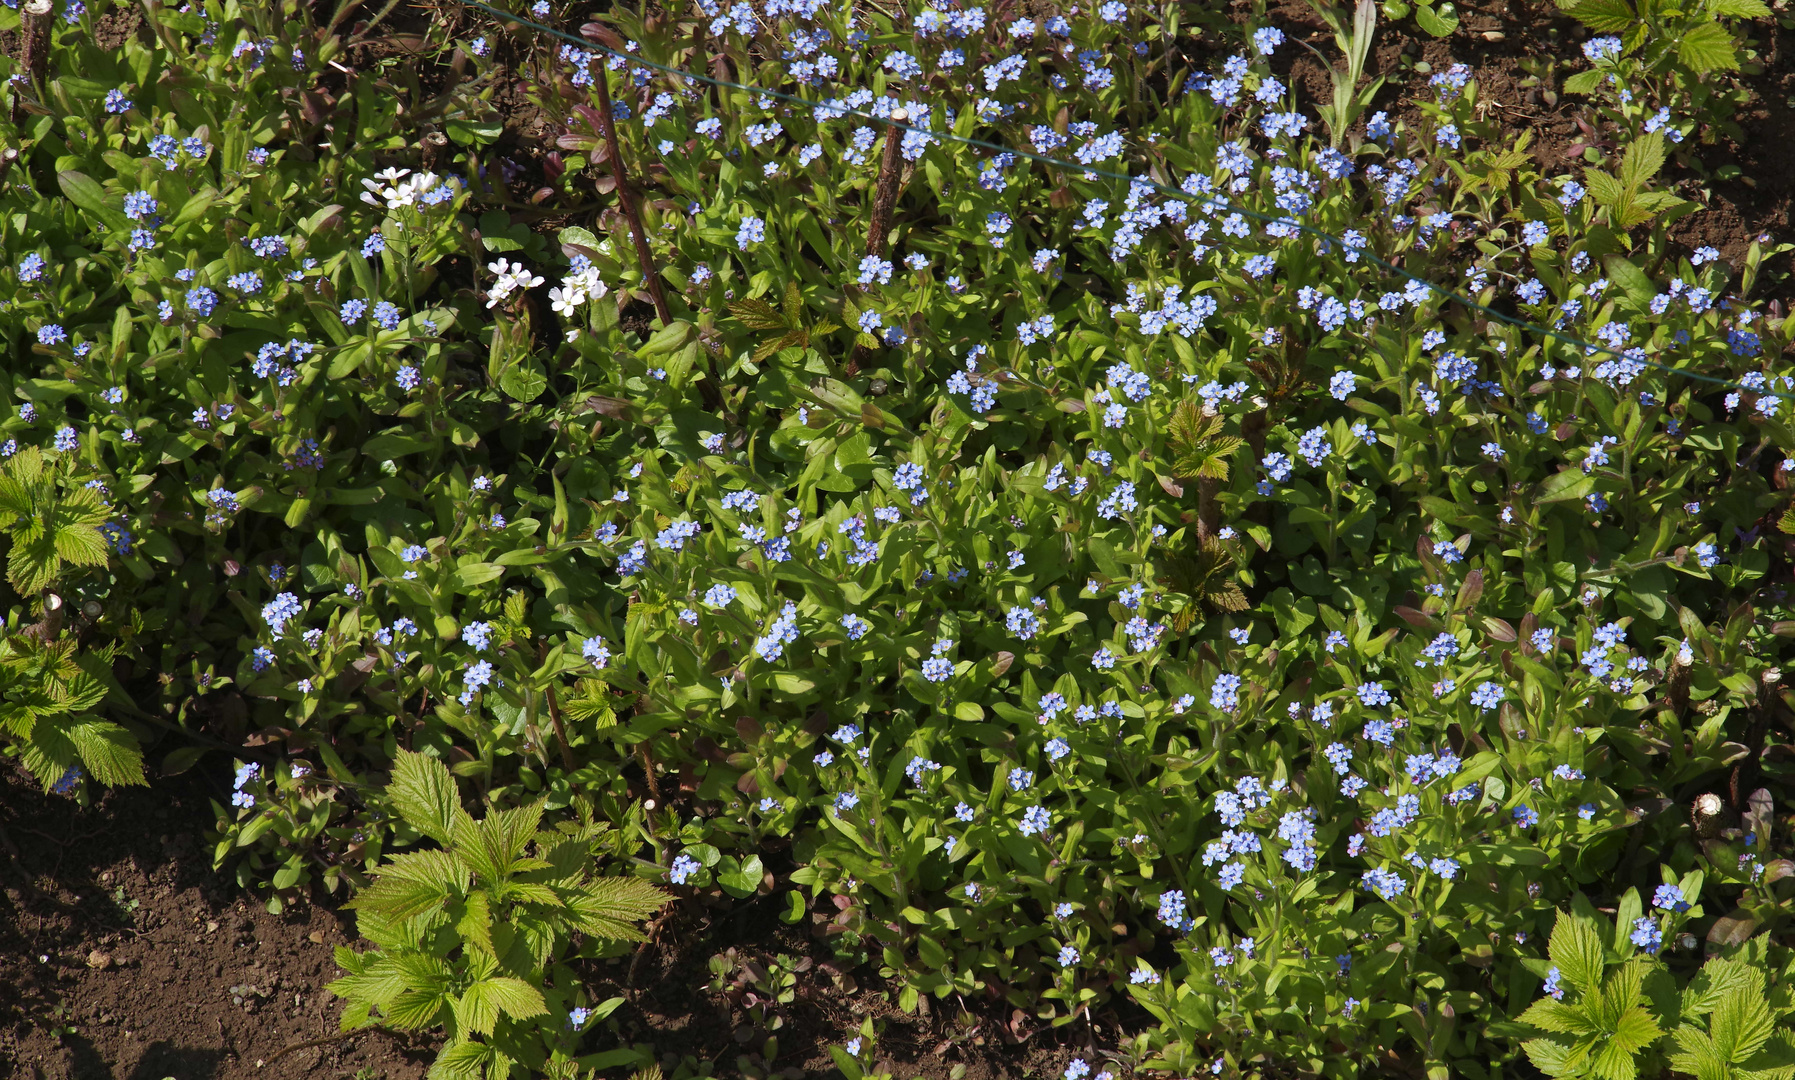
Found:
[5,0,1795,1077]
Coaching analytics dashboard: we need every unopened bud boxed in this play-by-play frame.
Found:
[1693,792,1727,838]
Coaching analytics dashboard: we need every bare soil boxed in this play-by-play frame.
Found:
[0,765,1099,1080]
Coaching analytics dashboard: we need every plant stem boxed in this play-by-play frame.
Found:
[848,110,910,375]
[591,71,724,412]
[544,680,576,773]
[637,740,662,803]
[592,74,669,327]
[16,2,51,106]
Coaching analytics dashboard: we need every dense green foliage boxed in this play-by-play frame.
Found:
[3,0,1795,1077]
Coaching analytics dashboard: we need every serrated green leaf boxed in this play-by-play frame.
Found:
[1567,0,1635,30]
[1620,133,1666,192]
[1609,1005,1662,1056]
[429,1037,494,1079]
[1686,958,1764,1016]
[64,720,146,786]
[1713,983,1777,1062]
[1548,909,1606,994]
[1590,1038,1641,1080]
[1584,169,1626,210]
[1525,1036,1589,1076]
[385,988,450,1030]
[1672,1026,1732,1080]
[347,849,468,919]
[52,522,109,568]
[1520,997,1602,1036]
[390,749,463,844]
[1678,21,1739,74]
[480,976,547,1020]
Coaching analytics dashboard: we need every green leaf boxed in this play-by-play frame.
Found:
[172,187,216,227]
[1590,1038,1642,1080]
[1520,997,1601,1036]
[498,361,548,403]
[445,119,503,147]
[1604,256,1658,310]
[363,431,434,460]
[1619,133,1666,192]
[1548,909,1606,994]
[1596,961,1647,1026]
[56,170,131,233]
[1677,21,1739,74]
[161,745,206,776]
[717,853,765,898]
[64,720,146,786]
[1536,469,1597,505]
[348,850,468,919]
[1710,0,1770,15]
[1608,1005,1662,1057]
[1525,1037,1589,1077]
[389,749,462,844]
[1684,958,1762,1016]
[386,989,450,1031]
[728,296,789,332]
[1566,0,1635,30]
[1412,1,1458,34]
[52,522,109,568]
[479,977,547,1020]
[1712,984,1777,1062]
[1563,69,1606,95]
[1584,169,1626,210]
[453,982,501,1036]
[456,890,494,957]
[565,876,670,941]
[429,1038,494,1079]
[1613,889,1644,953]
[454,562,505,590]
[557,225,601,256]
[1671,1026,1732,1080]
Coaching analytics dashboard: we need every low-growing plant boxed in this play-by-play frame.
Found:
[327,749,670,1080]
[1,629,143,790]
[1556,0,1770,148]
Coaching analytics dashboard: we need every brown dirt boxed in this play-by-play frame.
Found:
[0,762,1106,1080]
[0,766,433,1080]
[597,885,1111,1080]
[1266,0,1794,288]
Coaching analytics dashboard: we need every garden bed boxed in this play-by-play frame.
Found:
[4,0,1795,1076]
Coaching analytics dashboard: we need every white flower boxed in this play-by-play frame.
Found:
[359,168,426,210]
[391,171,441,208]
[486,260,541,308]
[549,286,585,317]
[568,268,608,298]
